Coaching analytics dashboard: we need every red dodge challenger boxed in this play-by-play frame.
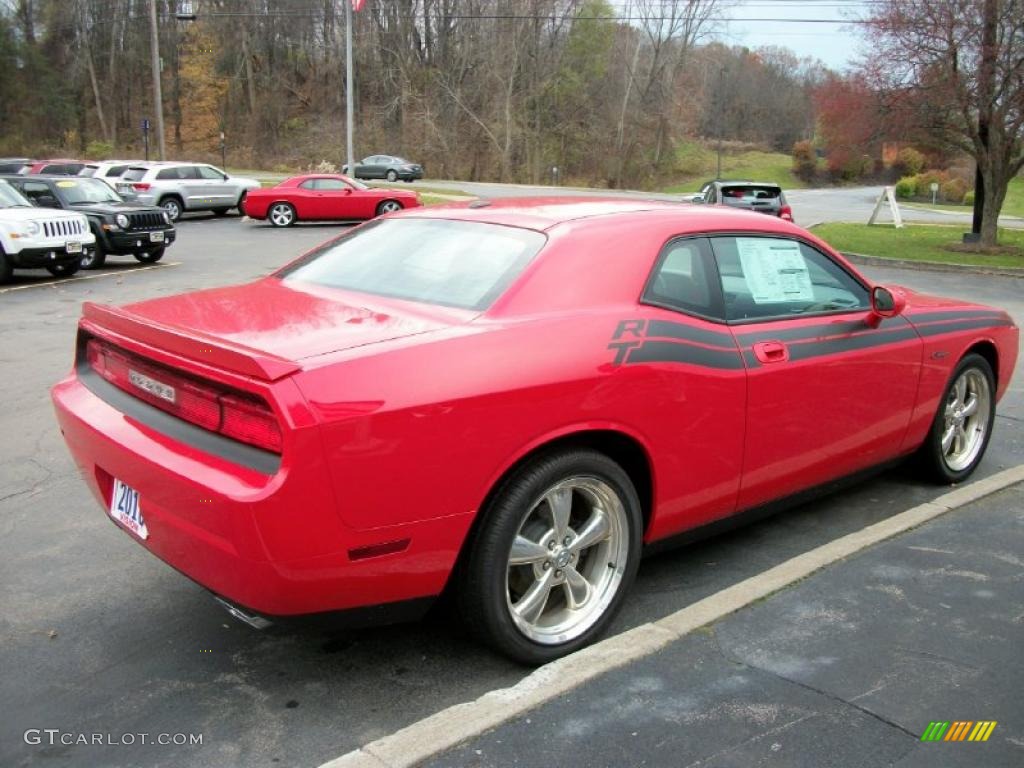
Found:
[52,199,1018,663]
[241,173,420,227]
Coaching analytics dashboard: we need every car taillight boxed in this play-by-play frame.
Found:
[132,182,151,191]
[780,205,793,221]
[86,339,282,454]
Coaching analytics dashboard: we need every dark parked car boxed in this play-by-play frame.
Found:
[2,175,176,269]
[0,158,34,174]
[342,155,423,182]
[700,181,793,221]
[25,159,87,176]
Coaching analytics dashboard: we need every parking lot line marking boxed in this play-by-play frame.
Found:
[318,464,1024,768]
[0,262,181,294]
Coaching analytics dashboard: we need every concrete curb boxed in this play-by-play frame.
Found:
[318,465,1024,768]
[841,251,1024,278]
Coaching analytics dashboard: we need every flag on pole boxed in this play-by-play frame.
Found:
[351,0,366,10]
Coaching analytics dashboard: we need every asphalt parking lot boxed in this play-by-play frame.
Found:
[2,211,1022,768]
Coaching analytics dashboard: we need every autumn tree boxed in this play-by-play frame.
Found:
[861,0,1024,246]
[814,73,883,179]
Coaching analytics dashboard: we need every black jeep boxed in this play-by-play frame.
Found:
[0,175,176,269]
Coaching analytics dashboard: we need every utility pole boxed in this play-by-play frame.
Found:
[968,0,998,242]
[345,0,355,173]
[148,0,166,160]
[716,67,725,180]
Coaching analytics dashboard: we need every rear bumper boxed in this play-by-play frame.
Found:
[11,245,90,268]
[52,373,469,617]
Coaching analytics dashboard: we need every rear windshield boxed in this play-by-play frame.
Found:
[123,167,149,181]
[280,218,545,311]
[720,185,782,200]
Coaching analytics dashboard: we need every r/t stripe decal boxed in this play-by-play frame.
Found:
[610,311,1012,370]
[627,340,745,369]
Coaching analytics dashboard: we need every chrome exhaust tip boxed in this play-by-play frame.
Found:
[213,596,273,629]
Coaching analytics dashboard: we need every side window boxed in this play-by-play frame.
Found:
[21,181,51,203]
[198,166,223,180]
[642,237,724,320]
[315,178,349,190]
[106,165,128,177]
[177,166,201,180]
[156,167,179,180]
[711,236,869,322]
[299,179,318,190]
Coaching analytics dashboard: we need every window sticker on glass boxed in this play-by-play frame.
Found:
[736,238,813,304]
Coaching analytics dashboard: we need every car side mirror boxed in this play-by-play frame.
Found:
[869,285,906,326]
[36,195,60,208]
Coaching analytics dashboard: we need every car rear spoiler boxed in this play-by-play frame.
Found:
[81,301,301,382]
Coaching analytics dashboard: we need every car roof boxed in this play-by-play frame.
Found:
[715,180,781,187]
[400,196,800,233]
[10,174,99,182]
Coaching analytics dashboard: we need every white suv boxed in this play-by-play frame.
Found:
[123,163,261,221]
[0,180,96,282]
[78,161,138,196]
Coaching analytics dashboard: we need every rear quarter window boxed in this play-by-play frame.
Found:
[123,168,149,181]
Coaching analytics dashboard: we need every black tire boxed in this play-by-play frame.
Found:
[386,169,398,182]
[135,247,165,264]
[211,207,230,216]
[0,248,12,284]
[404,178,414,183]
[268,202,297,227]
[46,260,80,278]
[375,200,403,216]
[160,196,183,222]
[916,353,996,484]
[79,242,106,270]
[236,191,247,214]
[457,449,642,665]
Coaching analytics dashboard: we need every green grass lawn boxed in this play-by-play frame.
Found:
[811,222,1024,269]
[662,142,803,193]
[419,193,462,206]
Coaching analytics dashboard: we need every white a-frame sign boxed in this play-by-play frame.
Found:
[868,186,904,228]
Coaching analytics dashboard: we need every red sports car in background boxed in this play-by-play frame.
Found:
[241,173,420,226]
[52,199,1018,664]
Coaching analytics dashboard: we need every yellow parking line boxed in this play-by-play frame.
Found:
[0,262,181,294]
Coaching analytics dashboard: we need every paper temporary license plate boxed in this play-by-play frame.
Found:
[109,478,148,540]
[149,231,164,243]
[66,241,83,254]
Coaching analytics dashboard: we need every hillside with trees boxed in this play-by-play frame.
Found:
[0,0,828,188]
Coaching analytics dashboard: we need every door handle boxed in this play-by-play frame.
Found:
[752,340,789,364]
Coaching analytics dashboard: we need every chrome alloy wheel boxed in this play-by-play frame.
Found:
[941,368,992,472]
[378,200,402,214]
[505,477,629,645]
[269,203,295,227]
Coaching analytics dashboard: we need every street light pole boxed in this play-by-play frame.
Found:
[344,0,355,173]
[716,67,725,180]
[148,0,166,160]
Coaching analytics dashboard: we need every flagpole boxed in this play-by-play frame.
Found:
[345,0,355,174]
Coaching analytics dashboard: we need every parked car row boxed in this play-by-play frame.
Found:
[0,162,426,282]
